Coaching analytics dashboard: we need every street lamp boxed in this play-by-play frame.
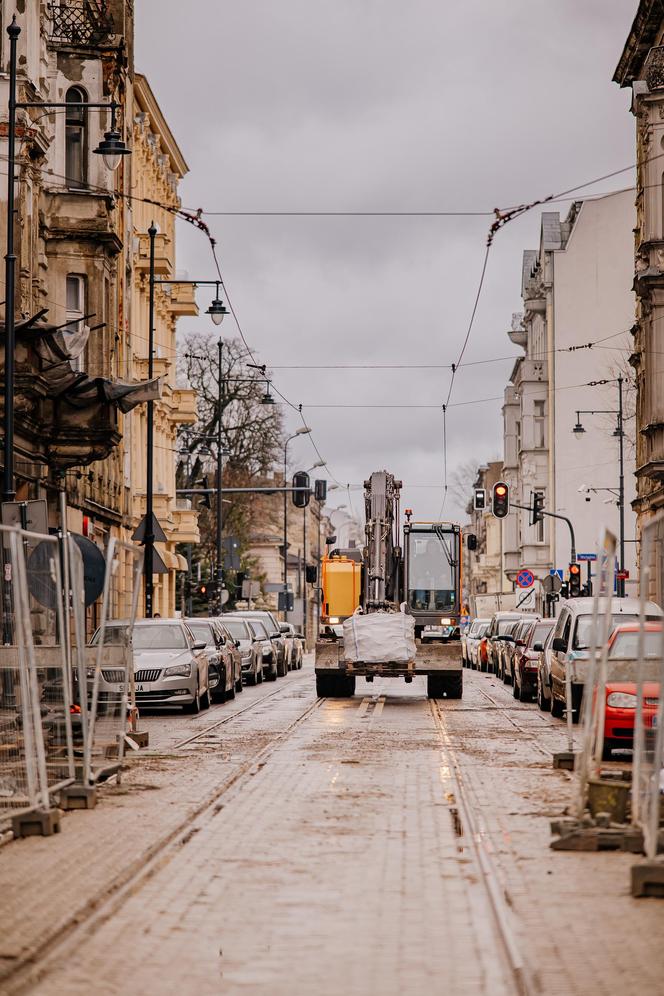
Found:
[142,224,228,615]
[283,426,311,619]
[571,376,626,596]
[261,381,276,406]
[2,16,132,503]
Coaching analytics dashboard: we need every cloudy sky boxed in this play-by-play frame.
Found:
[136,0,636,523]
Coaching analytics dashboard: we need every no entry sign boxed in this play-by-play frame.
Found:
[516,568,534,589]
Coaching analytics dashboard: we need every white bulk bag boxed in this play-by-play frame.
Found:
[342,607,416,664]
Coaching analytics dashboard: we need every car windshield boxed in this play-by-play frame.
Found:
[188,623,214,646]
[497,619,518,636]
[573,613,639,651]
[407,530,457,611]
[530,622,554,647]
[221,619,249,640]
[249,621,268,639]
[93,624,187,649]
[609,630,663,659]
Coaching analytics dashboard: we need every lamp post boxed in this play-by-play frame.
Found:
[3,16,130,503]
[572,375,626,596]
[283,427,311,619]
[303,460,325,642]
[143,229,227,615]
[215,339,224,615]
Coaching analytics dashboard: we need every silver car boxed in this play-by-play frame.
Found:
[279,622,304,670]
[246,619,278,681]
[91,619,211,714]
[231,610,288,677]
[220,615,263,685]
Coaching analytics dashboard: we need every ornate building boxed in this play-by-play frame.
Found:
[615,4,664,536]
[129,74,198,616]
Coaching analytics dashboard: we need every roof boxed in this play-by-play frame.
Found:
[540,212,563,251]
[614,0,664,87]
[134,74,189,177]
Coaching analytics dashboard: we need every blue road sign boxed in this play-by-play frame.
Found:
[576,553,597,562]
[550,569,564,581]
[516,568,535,589]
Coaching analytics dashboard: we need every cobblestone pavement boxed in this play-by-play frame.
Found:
[3,666,664,995]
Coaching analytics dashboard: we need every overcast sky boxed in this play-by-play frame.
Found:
[136,0,636,523]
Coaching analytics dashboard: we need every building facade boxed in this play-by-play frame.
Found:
[500,194,638,595]
[615,4,664,553]
[466,461,506,607]
[129,74,198,617]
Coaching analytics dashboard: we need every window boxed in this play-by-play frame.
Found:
[534,400,546,449]
[65,274,86,371]
[534,489,545,543]
[65,87,87,188]
[515,421,521,455]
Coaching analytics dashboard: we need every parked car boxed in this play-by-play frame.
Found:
[485,612,523,674]
[246,619,279,681]
[512,618,555,702]
[476,631,490,671]
[279,622,304,670]
[217,621,244,697]
[549,597,663,720]
[497,618,525,682]
[231,610,288,677]
[462,618,490,667]
[601,622,661,759]
[536,626,558,712]
[90,619,211,713]
[220,615,264,685]
[185,617,241,703]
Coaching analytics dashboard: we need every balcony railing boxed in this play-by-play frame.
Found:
[48,1,114,47]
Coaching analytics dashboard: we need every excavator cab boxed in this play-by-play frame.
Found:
[403,523,462,639]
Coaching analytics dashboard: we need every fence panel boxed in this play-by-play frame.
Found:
[0,527,49,829]
[23,529,76,799]
[632,514,664,858]
[84,540,143,784]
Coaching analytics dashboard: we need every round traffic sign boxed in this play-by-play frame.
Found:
[516,568,534,589]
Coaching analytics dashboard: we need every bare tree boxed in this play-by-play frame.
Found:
[177,333,284,575]
[449,459,482,514]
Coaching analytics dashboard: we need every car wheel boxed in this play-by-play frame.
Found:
[201,685,211,710]
[184,686,201,714]
[517,678,530,703]
[277,657,287,678]
[266,663,277,682]
[602,738,616,762]
[503,663,511,685]
[226,677,236,701]
[551,692,564,719]
[236,672,243,693]
[256,663,264,684]
[537,675,551,712]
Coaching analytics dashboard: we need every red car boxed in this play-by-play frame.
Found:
[512,619,555,702]
[602,623,661,760]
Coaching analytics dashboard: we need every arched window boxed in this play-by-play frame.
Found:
[65,87,87,188]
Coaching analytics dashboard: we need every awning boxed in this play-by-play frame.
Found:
[176,554,189,572]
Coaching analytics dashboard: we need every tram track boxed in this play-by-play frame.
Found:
[477,684,557,760]
[431,698,535,996]
[3,690,323,995]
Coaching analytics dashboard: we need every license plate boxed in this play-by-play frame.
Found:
[136,684,144,692]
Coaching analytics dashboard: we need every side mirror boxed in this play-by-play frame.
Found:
[552,637,566,653]
[193,641,207,651]
[235,639,241,649]
[516,639,526,647]
[269,631,281,640]
[533,642,543,652]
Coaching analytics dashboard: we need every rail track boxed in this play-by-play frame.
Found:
[431,697,535,996]
[3,683,323,995]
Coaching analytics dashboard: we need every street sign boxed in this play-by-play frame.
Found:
[616,569,630,581]
[132,512,167,544]
[516,568,534,589]
[516,587,537,610]
[550,569,564,581]
[577,553,597,562]
[543,573,562,594]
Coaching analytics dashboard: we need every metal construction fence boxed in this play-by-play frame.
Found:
[0,525,75,831]
[632,514,664,858]
[571,529,617,820]
[84,539,143,785]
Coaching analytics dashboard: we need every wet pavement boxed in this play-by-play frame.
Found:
[2,664,664,995]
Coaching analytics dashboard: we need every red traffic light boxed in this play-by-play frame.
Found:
[569,564,580,576]
[492,481,510,519]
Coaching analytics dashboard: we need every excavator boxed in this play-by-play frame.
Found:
[315,471,463,699]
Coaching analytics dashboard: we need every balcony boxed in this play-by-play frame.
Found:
[134,233,173,277]
[48,1,114,48]
[167,283,199,317]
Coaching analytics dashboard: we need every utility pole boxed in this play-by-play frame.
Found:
[144,221,157,617]
[215,339,224,614]
[617,375,626,598]
[3,18,20,503]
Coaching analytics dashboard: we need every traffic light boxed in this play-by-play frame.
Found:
[314,479,327,502]
[569,562,581,598]
[305,564,318,584]
[492,481,509,518]
[197,582,210,600]
[473,488,486,511]
[467,533,478,551]
[530,491,545,526]
[292,471,311,508]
